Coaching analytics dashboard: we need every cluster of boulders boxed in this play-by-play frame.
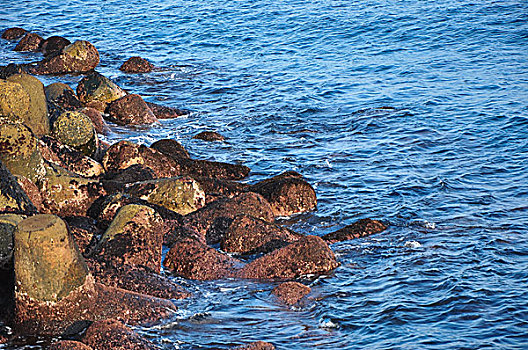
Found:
[0,27,387,349]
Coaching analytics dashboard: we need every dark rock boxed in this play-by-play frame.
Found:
[0,63,29,80]
[40,36,71,57]
[0,160,38,215]
[250,172,317,217]
[176,158,250,181]
[221,214,301,255]
[45,82,83,111]
[191,176,250,204]
[15,175,43,211]
[145,101,187,119]
[76,71,126,111]
[193,131,225,141]
[119,56,154,73]
[0,214,25,270]
[82,319,158,350]
[1,27,26,41]
[238,235,339,280]
[232,341,276,350]
[271,281,311,306]
[30,40,100,75]
[79,107,109,134]
[49,340,93,350]
[63,215,102,256]
[106,94,158,126]
[322,218,388,243]
[13,33,43,52]
[102,164,156,193]
[163,237,242,280]
[150,138,190,159]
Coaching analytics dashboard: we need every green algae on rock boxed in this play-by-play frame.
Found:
[0,79,31,123]
[51,110,98,157]
[76,71,126,111]
[30,40,100,75]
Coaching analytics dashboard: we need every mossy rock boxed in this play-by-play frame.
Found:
[45,82,74,101]
[6,74,50,136]
[76,71,126,109]
[51,111,98,157]
[0,79,31,122]
[0,214,25,269]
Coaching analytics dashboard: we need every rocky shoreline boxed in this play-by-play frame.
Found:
[0,27,387,349]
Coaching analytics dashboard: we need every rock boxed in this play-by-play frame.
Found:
[182,158,250,181]
[191,176,250,204]
[0,160,38,215]
[0,79,31,124]
[1,27,26,40]
[193,131,225,141]
[82,319,158,350]
[15,175,43,211]
[13,32,43,52]
[51,110,99,157]
[63,216,102,256]
[125,177,205,216]
[76,71,126,112]
[30,40,100,75]
[93,204,164,272]
[150,138,190,159]
[45,82,83,111]
[271,282,311,306]
[232,341,275,350]
[119,56,154,73]
[40,36,71,57]
[102,164,156,193]
[0,214,25,269]
[13,214,176,335]
[0,63,29,80]
[238,235,339,280]
[79,107,108,134]
[250,172,317,217]
[182,192,274,245]
[221,214,301,255]
[145,102,187,119]
[164,238,242,280]
[39,136,104,178]
[49,340,93,350]
[106,94,158,126]
[5,74,50,136]
[322,218,388,243]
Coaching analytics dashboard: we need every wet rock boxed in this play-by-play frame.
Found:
[193,131,225,141]
[82,319,158,350]
[322,218,388,243]
[63,216,102,256]
[150,138,190,159]
[0,63,29,80]
[232,341,275,350]
[164,237,242,280]
[1,27,26,41]
[93,204,164,272]
[145,101,187,119]
[119,56,154,73]
[51,110,99,157]
[191,176,249,204]
[13,32,43,52]
[40,136,103,178]
[45,82,83,111]
[40,36,71,57]
[76,71,126,112]
[250,172,317,217]
[175,158,250,181]
[0,214,25,269]
[79,107,108,134]
[238,235,339,280]
[182,192,274,245]
[30,40,100,75]
[221,214,301,255]
[0,160,38,215]
[0,79,31,124]
[49,340,93,350]
[13,214,176,335]
[271,281,311,306]
[106,94,158,126]
[6,74,49,136]
[102,164,156,193]
[125,177,205,216]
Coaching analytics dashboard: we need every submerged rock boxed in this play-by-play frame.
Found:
[51,110,99,157]
[145,101,187,119]
[76,71,126,111]
[30,40,100,75]
[106,94,157,126]
[271,281,311,306]
[82,319,158,350]
[40,36,71,57]
[193,131,225,141]
[119,56,154,73]
[232,341,275,350]
[13,33,43,52]
[322,218,387,243]
[1,27,27,41]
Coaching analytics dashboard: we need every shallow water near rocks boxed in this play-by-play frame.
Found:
[1,0,528,349]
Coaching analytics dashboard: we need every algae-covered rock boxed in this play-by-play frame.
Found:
[125,177,205,216]
[14,32,42,52]
[150,138,190,159]
[0,214,25,269]
[6,73,50,136]
[0,160,38,215]
[45,82,83,112]
[1,27,26,41]
[106,93,158,126]
[30,40,100,75]
[51,110,98,157]
[76,71,126,111]
[0,79,31,123]
[271,281,311,306]
[40,36,71,57]
[119,56,154,73]
[82,319,157,350]
[49,340,93,350]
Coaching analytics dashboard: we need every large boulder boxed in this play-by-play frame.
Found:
[119,56,154,73]
[191,176,250,204]
[30,40,100,75]
[0,79,31,125]
[45,82,83,112]
[1,27,26,41]
[51,110,99,157]
[82,319,158,350]
[322,218,387,243]
[0,160,37,215]
[150,138,190,159]
[0,214,25,269]
[76,71,126,111]
[13,32,43,52]
[40,36,71,57]
[106,94,158,126]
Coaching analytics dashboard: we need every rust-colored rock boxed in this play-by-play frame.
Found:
[150,138,190,159]
[177,158,250,181]
[192,176,250,204]
[15,175,42,211]
[49,340,93,350]
[63,216,101,256]
[82,319,158,350]
[1,27,26,40]
[40,36,71,57]
[250,172,317,217]
[79,107,108,134]
[233,341,276,350]
[119,56,154,73]
[238,235,339,280]
[13,32,43,52]
[221,214,301,255]
[271,281,311,306]
[193,131,225,141]
[164,238,242,280]
[322,218,388,243]
[30,40,100,75]
[106,94,158,126]
[145,101,187,119]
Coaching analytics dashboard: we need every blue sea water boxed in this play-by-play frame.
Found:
[1,0,528,349]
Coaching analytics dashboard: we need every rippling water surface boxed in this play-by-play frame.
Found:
[2,0,528,349]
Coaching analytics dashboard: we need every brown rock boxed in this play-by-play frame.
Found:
[106,94,158,126]
[30,40,100,75]
[271,281,311,305]
[221,214,301,255]
[145,101,187,119]
[102,164,156,193]
[177,158,250,181]
[192,176,249,204]
[15,175,43,211]
[1,27,26,40]
[150,138,190,159]
[119,56,154,73]
[63,216,102,256]
[0,160,38,215]
[50,110,99,157]
[82,319,158,350]
[164,238,242,280]
[13,32,43,52]
[79,107,108,134]
[40,36,71,57]
[322,218,387,243]
[238,235,339,280]
[49,340,93,350]
[45,82,83,111]
[232,341,275,350]
[193,131,225,141]
[250,172,317,217]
